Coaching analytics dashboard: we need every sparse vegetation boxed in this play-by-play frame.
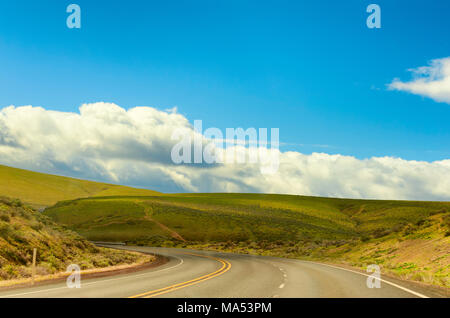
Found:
[0,197,151,281]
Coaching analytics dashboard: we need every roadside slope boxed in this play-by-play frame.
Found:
[0,197,152,284]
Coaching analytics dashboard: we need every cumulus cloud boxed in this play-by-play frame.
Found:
[0,102,449,200]
[388,57,450,104]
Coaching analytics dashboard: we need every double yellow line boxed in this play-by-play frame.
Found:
[129,253,232,298]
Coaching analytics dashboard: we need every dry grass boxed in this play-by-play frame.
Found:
[0,251,153,288]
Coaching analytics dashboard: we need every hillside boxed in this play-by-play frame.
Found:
[0,197,151,282]
[0,165,161,208]
[44,193,450,288]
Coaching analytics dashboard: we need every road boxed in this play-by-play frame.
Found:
[0,245,435,298]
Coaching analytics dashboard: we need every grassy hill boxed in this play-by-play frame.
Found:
[0,164,160,208]
[1,164,447,288]
[0,197,150,282]
[44,193,450,243]
[44,193,450,287]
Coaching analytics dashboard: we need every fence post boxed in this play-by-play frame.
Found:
[31,248,37,285]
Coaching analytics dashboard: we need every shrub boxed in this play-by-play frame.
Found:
[11,199,23,207]
[0,223,12,236]
[92,257,110,268]
[391,223,406,233]
[443,214,450,229]
[1,264,18,278]
[372,228,390,238]
[416,219,431,228]
[402,225,415,236]
[30,222,43,231]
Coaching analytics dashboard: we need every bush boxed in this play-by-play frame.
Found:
[402,225,415,236]
[372,228,390,238]
[0,223,12,236]
[11,199,23,207]
[391,223,406,233]
[0,214,10,222]
[30,222,43,231]
[443,214,450,229]
[1,264,18,278]
[92,257,110,268]
[416,219,431,228]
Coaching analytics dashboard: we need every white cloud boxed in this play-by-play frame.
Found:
[0,102,449,200]
[388,57,450,104]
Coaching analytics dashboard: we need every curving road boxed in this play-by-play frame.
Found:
[0,245,438,298]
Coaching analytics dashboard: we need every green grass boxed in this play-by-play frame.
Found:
[0,164,161,208]
[44,193,450,287]
[44,194,357,243]
[44,193,450,244]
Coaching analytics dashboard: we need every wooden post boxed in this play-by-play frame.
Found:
[31,248,37,285]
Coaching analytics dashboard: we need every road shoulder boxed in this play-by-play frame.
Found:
[0,252,168,292]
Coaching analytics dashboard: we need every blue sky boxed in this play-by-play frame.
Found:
[1,0,449,162]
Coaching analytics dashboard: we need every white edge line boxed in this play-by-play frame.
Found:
[303,260,429,299]
[0,254,184,298]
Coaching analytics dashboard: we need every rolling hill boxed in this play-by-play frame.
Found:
[0,164,448,288]
[0,164,161,208]
[44,193,450,243]
[44,193,450,287]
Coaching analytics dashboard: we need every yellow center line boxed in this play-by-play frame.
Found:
[129,252,232,298]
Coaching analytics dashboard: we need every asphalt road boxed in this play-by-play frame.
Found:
[0,245,436,298]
